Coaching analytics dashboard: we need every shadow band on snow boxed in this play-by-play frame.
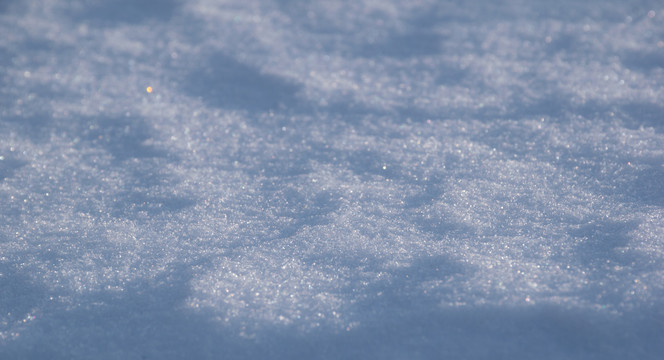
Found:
[356,31,445,59]
[71,0,182,25]
[0,157,27,182]
[2,266,662,360]
[182,53,302,113]
[81,116,169,162]
[2,245,662,359]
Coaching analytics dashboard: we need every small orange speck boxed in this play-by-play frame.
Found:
[146,86,153,93]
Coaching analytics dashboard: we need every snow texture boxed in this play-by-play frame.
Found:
[1,0,664,358]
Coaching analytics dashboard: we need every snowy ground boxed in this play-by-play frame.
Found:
[1,0,664,358]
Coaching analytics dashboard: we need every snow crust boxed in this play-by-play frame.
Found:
[1,0,663,358]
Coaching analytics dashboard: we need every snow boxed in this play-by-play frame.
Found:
[1,0,664,358]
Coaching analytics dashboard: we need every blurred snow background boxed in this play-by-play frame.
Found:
[1,0,664,358]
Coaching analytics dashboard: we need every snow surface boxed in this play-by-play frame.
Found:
[1,0,664,358]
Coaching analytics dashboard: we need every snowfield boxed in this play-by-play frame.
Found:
[1,0,663,358]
